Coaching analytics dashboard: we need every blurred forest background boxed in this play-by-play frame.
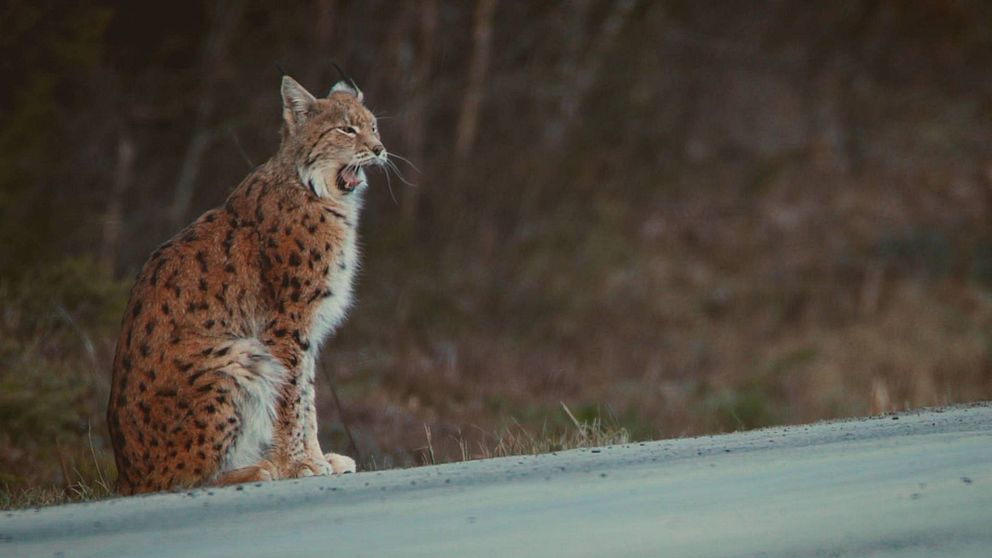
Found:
[2,0,992,504]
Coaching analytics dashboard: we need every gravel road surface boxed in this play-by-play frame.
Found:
[3,403,990,557]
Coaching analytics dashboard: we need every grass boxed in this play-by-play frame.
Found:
[485,403,630,459]
[415,402,630,466]
[1,477,114,511]
[0,434,115,510]
[0,257,124,510]
[0,403,630,510]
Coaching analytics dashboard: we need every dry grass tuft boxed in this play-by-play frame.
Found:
[486,403,630,458]
[415,403,631,466]
[1,477,114,511]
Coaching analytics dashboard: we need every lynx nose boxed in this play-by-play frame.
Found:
[371,144,385,156]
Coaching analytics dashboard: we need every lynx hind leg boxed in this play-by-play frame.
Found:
[212,339,286,481]
[325,452,356,474]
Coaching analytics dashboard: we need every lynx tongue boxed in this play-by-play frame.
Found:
[336,168,361,192]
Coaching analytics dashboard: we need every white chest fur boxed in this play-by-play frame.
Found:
[309,192,363,352]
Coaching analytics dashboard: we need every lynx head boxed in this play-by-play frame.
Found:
[279,74,386,198]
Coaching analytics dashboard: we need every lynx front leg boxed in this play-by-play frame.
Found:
[299,358,356,474]
[256,204,355,478]
[261,341,332,478]
[299,356,338,473]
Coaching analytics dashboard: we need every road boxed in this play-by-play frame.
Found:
[2,403,990,557]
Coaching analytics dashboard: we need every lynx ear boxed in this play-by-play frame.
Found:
[281,75,317,128]
[329,80,364,103]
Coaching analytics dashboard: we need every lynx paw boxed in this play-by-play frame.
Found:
[325,452,356,474]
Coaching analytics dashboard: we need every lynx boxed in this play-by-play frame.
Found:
[106,74,385,494]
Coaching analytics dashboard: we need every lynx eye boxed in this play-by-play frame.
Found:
[338,126,357,137]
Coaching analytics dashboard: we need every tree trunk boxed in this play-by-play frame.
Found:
[400,0,438,226]
[308,0,337,87]
[454,0,497,164]
[544,0,637,152]
[168,0,243,231]
[100,129,135,276]
[541,0,593,149]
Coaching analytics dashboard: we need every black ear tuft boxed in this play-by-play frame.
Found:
[331,63,360,93]
[329,63,364,102]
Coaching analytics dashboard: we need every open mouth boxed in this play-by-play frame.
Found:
[335,166,364,193]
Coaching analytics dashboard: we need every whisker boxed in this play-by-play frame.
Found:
[385,159,415,186]
[384,159,413,186]
[386,152,421,174]
[382,165,398,206]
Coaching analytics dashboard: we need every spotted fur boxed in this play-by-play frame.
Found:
[107,75,385,494]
